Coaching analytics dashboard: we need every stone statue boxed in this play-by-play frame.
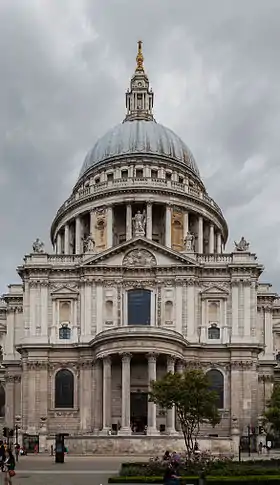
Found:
[32,238,45,253]
[133,210,146,236]
[234,236,250,252]
[83,234,95,253]
[184,232,195,252]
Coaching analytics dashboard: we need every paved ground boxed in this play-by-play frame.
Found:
[9,455,144,485]
[7,452,280,484]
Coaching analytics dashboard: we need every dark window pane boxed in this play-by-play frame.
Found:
[208,326,220,340]
[59,327,71,340]
[0,385,5,417]
[207,369,224,409]
[55,369,74,408]
[128,289,151,325]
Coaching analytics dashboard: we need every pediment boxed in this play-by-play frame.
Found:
[200,285,229,299]
[50,286,79,299]
[82,237,200,268]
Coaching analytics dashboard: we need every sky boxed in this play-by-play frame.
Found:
[0,0,280,293]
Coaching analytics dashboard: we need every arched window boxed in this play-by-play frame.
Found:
[207,369,224,409]
[55,369,74,408]
[127,289,151,325]
[165,301,173,322]
[0,385,5,418]
[208,325,221,340]
[59,325,71,340]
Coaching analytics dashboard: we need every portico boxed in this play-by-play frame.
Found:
[92,351,184,436]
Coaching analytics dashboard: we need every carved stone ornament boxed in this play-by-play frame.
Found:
[234,237,250,252]
[184,232,195,252]
[32,238,45,253]
[123,249,156,267]
[83,234,95,254]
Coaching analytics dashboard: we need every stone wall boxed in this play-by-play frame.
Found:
[61,435,237,455]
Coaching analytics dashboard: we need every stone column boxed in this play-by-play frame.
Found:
[64,224,70,254]
[147,353,158,435]
[126,204,132,240]
[102,356,112,433]
[93,360,103,433]
[120,353,132,434]
[75,216,81,254]
[217,232,222,254]
[183,211,189,240]
[198,216,203,253]
[40,284,48,338]
[166,357,176,434]
[57,232,62,254]
[209,224,215,253]
[146,202,152,239]
[80,362,92,431]
[5,376,15,429]
[107,206,113,248]
[165,204,172,248]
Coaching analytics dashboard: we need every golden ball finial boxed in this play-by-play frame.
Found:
[136,40,144,72]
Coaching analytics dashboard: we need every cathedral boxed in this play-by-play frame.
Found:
[0,42,279,454]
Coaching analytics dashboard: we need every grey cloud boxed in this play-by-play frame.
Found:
[0,0,280,292]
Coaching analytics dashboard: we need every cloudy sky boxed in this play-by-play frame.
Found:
[0,0,280,293]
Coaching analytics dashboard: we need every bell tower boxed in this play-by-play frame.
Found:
[124,41,155,122]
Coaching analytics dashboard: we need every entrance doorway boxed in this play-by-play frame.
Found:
[130,392,148,433]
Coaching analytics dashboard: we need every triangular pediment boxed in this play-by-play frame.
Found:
[200,285,229,298]
[50,286,79,298]
[82,237,200,268]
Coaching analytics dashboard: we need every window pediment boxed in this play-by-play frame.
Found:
[200,285,229,300]
[51,286,78,300]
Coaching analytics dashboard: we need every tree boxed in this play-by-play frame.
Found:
[149,368,221,456]
[264,384,280,436]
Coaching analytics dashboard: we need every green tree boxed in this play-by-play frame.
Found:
[264,384,280,436]
[149,368,221,456]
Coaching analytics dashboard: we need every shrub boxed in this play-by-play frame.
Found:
[109,476,280,484]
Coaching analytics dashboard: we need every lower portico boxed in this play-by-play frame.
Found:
[96,351,185,436]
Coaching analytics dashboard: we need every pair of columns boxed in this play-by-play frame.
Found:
[101,353,183,435]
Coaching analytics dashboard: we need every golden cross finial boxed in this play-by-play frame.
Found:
[136,40,144,72]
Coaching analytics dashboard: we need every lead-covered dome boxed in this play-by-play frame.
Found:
[79,119,200,179]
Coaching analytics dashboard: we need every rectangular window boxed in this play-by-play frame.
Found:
[127,289,151,325]
[107,173,113,182]
[136,169,143,178]
[122,170,128,179]
[165,172,172,181]
[151,170,158,179]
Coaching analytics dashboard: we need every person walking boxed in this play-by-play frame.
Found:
[2,449,15,485]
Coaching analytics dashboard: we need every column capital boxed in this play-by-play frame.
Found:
[146,352,158,364]
[103,355,112,365]
[167,355,176,365]
[120,352,132,363]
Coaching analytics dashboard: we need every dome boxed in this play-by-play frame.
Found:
[79,120,200,179]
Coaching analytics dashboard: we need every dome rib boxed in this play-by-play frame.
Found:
[79,120,200,179]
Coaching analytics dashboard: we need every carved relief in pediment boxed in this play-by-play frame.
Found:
[123,249,157,267]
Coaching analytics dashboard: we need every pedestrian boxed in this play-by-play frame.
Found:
[258,442,263,455]
[2,449,15,485]
[163,462,180,485]
[267,440,272,454]
[0,441,5,464]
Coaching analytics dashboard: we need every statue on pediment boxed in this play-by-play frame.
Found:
[32,238,45,253]
[234,236,250,252]
[133,210,146,236]
[83,234,95,254]
[184,232,195,252]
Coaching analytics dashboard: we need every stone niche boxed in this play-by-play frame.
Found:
[171,209,184,251]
